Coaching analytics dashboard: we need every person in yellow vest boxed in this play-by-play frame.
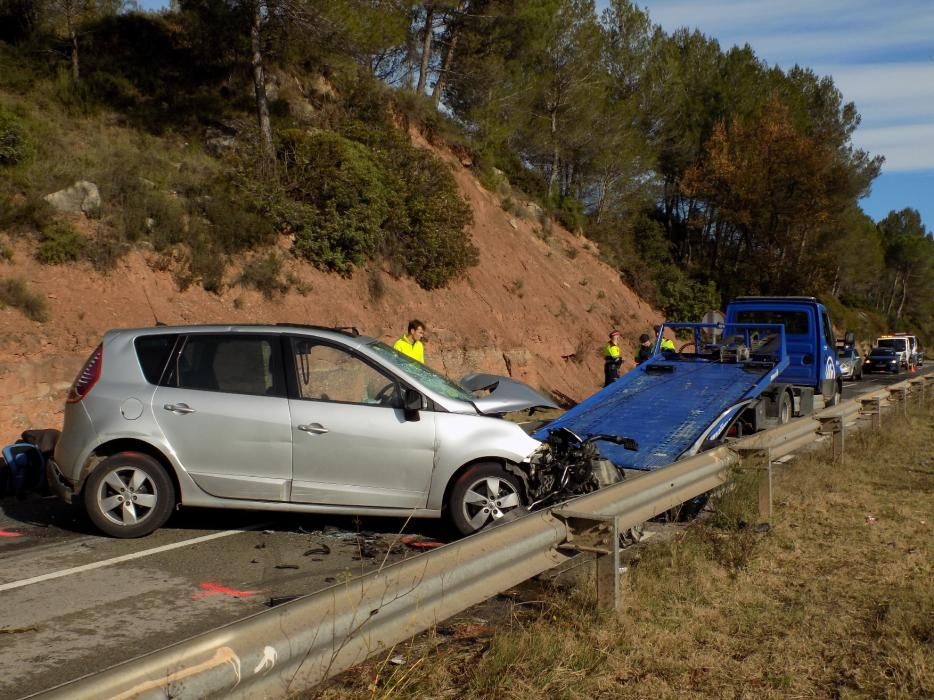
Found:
[603,330,623,386]
[394,319,426,363]
[655,324,676,353]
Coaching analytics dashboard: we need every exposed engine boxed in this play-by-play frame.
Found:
[520,427,639,510]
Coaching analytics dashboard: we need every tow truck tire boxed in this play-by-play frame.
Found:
[448,463,524,536]
[778,391,792,424]
[825,381,841,407]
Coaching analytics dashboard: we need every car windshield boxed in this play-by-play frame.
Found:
[877,338,907,351]
[369,341,474,402]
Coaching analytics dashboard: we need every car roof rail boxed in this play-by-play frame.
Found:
[275,323,360,337]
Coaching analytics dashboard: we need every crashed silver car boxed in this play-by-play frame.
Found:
[49,324,565,538]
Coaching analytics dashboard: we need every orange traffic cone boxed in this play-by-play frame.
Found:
[909,362,916,373]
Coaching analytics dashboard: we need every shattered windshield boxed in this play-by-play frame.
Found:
[369,341,474,402]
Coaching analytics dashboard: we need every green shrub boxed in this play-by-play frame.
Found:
[0,196,54,233]
[0,277,49,322]
[279,130,392,274]
[551,196,586,233]
[0,108,32,166]
[35,220,86,264]
[239,252,289,299]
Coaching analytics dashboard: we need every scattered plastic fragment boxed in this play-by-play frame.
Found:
[275,564,299,570]
[266,595,300,607]
[400,534,445,550]
[0,530,22,538]
[390,656,405,665]
[303,544,331,556]
[865,514,877,524]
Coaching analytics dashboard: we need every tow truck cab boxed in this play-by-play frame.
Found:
[724,296,842,408]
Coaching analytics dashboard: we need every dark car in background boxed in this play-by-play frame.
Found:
[863,347,901,374]
[836,347,863,381]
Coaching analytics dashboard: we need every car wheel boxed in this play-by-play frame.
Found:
[449,462,524,536]
[83,453,175,538]
[778,391,792,424]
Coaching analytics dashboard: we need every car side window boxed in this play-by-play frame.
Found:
[291,338,400,407]
[168,334,287,397]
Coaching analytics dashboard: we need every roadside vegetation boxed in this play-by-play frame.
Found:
[313,406,933,699]
[0,1,932,339]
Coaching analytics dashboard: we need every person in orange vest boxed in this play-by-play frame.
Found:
[394,319,426,363]
[603,330,623,386]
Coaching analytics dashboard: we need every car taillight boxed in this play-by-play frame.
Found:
[68,344,102,403]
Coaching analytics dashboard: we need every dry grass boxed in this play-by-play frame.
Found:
[309,407,934,699]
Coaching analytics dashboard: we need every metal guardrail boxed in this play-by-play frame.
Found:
[31,374,933,700]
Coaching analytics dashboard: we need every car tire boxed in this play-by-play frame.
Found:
[448,462,524,536]
[83,453,175,538]
[778,391,792,425]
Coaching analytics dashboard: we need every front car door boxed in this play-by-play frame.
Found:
[152,333,293,501]
[287,337,436,509]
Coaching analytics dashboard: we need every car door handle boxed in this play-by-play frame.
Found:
[297,423,329,434]
[163,403,196,415]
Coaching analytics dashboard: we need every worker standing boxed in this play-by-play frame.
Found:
[603,330,623,386]
[655,324,676,352]
[636,333,652,363]
[394,319,426,363]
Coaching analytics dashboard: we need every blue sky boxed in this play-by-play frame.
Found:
[619,0,934,229]
[139,0,931,229]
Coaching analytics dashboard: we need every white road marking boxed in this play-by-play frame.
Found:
[0,527,260,593]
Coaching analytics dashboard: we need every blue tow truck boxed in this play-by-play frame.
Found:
[534,296,842,471]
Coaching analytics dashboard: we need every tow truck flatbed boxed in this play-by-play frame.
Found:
[534,323,790,470]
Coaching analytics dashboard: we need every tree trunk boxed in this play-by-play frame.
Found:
[65,6,79,82]
[885,272,900,316]
[548,108,559,197]
[250,1,274,164]
[431,12,461,106]
[416,4,435,95]
[896,273,908,319]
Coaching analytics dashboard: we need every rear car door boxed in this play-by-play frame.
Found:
[152,333,293,501]
[287,336,436,509]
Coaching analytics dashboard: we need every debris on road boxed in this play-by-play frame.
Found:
[303,544,331,556]
[400,534,445,550]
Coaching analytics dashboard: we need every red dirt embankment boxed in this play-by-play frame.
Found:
[0,138,661,435]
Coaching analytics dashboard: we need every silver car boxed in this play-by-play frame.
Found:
[49,324,556,538]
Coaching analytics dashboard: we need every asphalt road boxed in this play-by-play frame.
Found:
[0,365,927,698]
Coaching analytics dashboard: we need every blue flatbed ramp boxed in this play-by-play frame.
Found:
[534,324,789,470]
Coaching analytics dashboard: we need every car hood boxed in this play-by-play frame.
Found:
[460,373,558,415]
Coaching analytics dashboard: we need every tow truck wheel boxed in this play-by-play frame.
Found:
[778,391,792,424]
[449,463,524,536]
[825,382,841,407]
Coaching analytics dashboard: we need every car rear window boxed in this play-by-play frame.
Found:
[134,334,178,385]
[870,348,895,357]
[734,310,810,335]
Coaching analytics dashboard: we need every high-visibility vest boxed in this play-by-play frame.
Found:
[660,338,676,351]
[394,336,425,363]
[604,343,621,360]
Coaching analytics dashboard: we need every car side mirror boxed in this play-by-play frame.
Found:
[403,388,425,419]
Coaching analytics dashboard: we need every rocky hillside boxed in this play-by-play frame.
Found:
[0,131,662,435]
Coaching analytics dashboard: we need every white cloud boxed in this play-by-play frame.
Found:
[855,123,934,172]
[818,63,934,126]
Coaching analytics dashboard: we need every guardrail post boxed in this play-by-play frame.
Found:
[890,387,909,417]
[860,396,882,430]
[734,448,773,522]
[818,416,845,464]
[553,509,621,610]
